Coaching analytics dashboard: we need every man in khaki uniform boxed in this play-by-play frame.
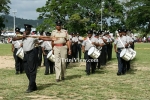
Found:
[51,20,71,82]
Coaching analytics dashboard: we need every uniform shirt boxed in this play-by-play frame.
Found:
[72,36,78,42]
[126,35,134,47]
[82,37,99,51]
[92,34,95,38]
[103,36,110,43]
[97,38,104,50]
[77,36,83,44]
[12,34,23,49]
[12,40,22,49]
[51,29,69,44]
[114,36,129,48]
[69,35,72,41]
[38,40,43,46]
[110,36,115,42]
[126,35,134,42]
[101,36,106,45]
[23,37,38,52]
[41,41,52,50]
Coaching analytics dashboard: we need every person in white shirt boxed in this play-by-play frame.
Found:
[122,29,133,71]
[114,29,129,75]
[11,27,23,74]
[41,32,54,75]
[71,33,78,62]
[95,31,104,69]
[82,30,99,75]
[76,33,83,59]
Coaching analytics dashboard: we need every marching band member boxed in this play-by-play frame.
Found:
[76,33,83,59]
[37,31,44,67]
[12,24,57,93]
[13,24,38,93]
[104,32,111,61]
[106,32,114,60]
[12,27,23,74]
[82,30,99,75]
[109,33,115,60]
[71,33,78,62]
[100,31,107,66]
[41,32,54,75]
[32,31,40,68]
[129,30,135,50]
[96,31,105,69]
[66,32,72,67]
[122,29,134,71]
[114,29,129,76]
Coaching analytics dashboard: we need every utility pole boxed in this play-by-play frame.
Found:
[101,1,104,31]
[12,10,17,34]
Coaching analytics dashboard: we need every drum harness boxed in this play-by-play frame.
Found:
[87,37,101,58]
[87,37,94,48]
[47,41,52,53]
[16,41,21,50]
[88,37,102,52]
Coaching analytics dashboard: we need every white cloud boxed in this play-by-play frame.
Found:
[9,0,47,20]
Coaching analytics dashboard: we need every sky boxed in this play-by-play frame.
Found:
[9,0,47,20]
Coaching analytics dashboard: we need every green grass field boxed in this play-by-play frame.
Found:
[0,43,150,100]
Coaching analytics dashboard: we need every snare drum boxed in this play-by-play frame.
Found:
[88,46,101,59]
[128,48,136,60]
[120,48,132,61]
[47,50,55,62]
[16,47,24,60]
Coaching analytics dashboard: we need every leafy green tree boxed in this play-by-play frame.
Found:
[124,0,150,35]
[36,0,124,34]
[0,0,11,32]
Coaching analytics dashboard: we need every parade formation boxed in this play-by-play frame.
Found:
[11,20,136,93]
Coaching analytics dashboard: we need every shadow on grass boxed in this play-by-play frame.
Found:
[38,83,57,90]
[66,75,82,80]
[109,58,117,61]
[95,70,108,74]
[67,62,83,69]
[126,68,137,75]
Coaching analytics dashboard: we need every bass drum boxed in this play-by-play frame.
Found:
[128,48,136,60]
[16,47,24,60]
[88,46,101,59]
[47,50,55,62]
[120,48,132,61]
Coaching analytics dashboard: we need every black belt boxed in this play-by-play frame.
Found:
[24,49,33,54]
[15,48,19,50]
[117,48,124,49]
[44,50,51,52]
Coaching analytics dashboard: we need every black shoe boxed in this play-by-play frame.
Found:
[117,72,121,76]
[16,71,19,75]
[25,89,34,93]
[44,73,49,75]
[20,71,24,74]
[122,72,125,75]
[91,71,95,74]
[86,73,90,75]
[61,77,65,80]
[25,87,37,93]
[56,79,60,82]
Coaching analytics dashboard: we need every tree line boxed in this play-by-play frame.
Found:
[0,0,150,36]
